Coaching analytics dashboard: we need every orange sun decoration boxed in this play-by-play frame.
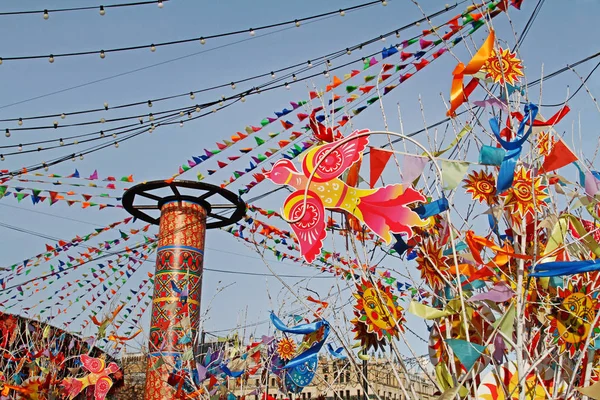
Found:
[276,337,297,361]
[503,167,549,225]
[484,47,524,85]
[463,170,498,205]
[352,279,405,342]
[416,238,450,291]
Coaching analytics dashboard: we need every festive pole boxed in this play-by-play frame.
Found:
[122,180,245,399]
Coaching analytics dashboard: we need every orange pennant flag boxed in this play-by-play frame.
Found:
[542,138,578,172]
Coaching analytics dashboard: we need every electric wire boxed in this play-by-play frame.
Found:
[0,1,170,16]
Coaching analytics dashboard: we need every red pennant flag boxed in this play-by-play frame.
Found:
[369,148,393,188]
[414,59,430,71]
[401,51,412,61]
[542,139,578,172]
[382,64,394,72]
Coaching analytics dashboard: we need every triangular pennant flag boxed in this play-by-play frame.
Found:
[441,160,470,190]
[445,339,485,372]
[369,148,393,188]
[542,138,578,171]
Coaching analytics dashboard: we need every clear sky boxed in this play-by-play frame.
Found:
[0,0,599,360]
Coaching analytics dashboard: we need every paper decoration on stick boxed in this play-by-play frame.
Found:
[265,129,428,262]
[62,355,120,400]
[541,138,578,171]
[369,147,393,188]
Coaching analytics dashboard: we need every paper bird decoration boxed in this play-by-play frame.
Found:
[265,129,428,262]
[62,354,120,400]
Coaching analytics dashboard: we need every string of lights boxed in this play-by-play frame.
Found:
[0,0,386,63]
[0,0,169,17]
[0,6,470,153]
[0,1,463,126]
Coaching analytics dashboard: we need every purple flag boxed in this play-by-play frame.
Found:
[402,155,428,184]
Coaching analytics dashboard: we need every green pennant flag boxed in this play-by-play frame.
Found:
[255,137,265,146]
[16,193,27,202]
[32,189,42,197]
[181,164,191,172]
[257,154,267,162]
[260,119,270,127]
[268,132,279,138]
[367,96,380,105]
[346,85,358,93]
[364,75,376,82]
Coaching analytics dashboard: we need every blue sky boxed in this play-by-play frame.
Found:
[0,0,599,360]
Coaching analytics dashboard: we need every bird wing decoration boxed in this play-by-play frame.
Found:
[283,190,327,263]
[302,129,369,182]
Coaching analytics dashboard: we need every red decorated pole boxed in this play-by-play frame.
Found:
[122,180,245,399]
[145,200,207,399]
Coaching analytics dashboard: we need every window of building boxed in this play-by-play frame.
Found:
[357,390,361,400]
[308,393,312,399]
[339,390,344,399]
[302,393,306,400]
[346,390,350,399]
[345,371,350,383]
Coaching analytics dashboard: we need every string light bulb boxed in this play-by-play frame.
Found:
[147,100,153,107]
[43,10,49,19]
[61,113,66,119]
[73,140,78,144]
[180,121,183,127]
[158,0,164,8]
[49,55,55,63]
[100,131,105,137]
[5,129,10,138]
[72,155,76,162]
[249,29,255,36]
[138,117,144,123]
[285,82,290,90]
[112,133,117,138]
[231,82,236,89]
[324,71,330,78]
[339,9,345,16]
[100,50,106,59]
[18,118,23,126]
[104,102,109,110]
[382,1,388,5]
[18,144,22,152]
[307,60,312,67]
[241,96,246,102]
[295,20,300,27]
[187,111,192,119]
[271,71,276,79]
[80,154,84,160]
[53,121,58,128]
[292,74,297,81]
[114,141,119,148]
[149,113,154,121]
[0,155,4,162]
[200,37,206,45]
[346,48,351,55]
[59,138,64,146]
[150,44,156,52]
[195,105,201,113]
[326,59,332,67]
[190,92,195,100]
[179,111,184,116]
[44,163,48,171]
[380,35,385,41]
[100,118,106,123]
[416,21,420,26]
[396,30,400,38]
[99,6,105,15]
[0,58,3,65]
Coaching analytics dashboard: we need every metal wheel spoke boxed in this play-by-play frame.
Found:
[208,213,228,221]
[137,191,163,202]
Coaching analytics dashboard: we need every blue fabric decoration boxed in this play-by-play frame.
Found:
[221,364,245,378]
[479,145,505,166]
[270,312,330,370]
[392,233,409,256]
[284,356,318,393]
[382,46,399,59]
[327,343,346,359]
[414,198,449,219]
[530,259,600,277]
[489,103,538,193]
[445,338,485,372]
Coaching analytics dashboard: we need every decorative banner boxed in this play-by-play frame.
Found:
[402,155,428,184]
[408,301,457,320]
[369,147,393,188]
[478,145,505,166]
[441,160,470,190]
[541,138,578,171]
[445,338,486,372]
[265,130,428,262]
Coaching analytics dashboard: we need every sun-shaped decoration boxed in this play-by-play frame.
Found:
[503,167,549,225]
[483,47,524,85]
[548,277,599,357]
[351,322,386,351]
[351,278,405,342]
[463,170,498,205]
[277,337,297,361]
[536,132,556,157]
[477,361,567,400]
[416,238,450,291]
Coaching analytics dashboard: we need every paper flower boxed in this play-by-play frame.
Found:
[504,167,548,224]
[276,338,297,360]
[463,170,498,205]
[351,279,405,341]
[416,238,450,290]
[484,47,524,85]
[549,278,599,357]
